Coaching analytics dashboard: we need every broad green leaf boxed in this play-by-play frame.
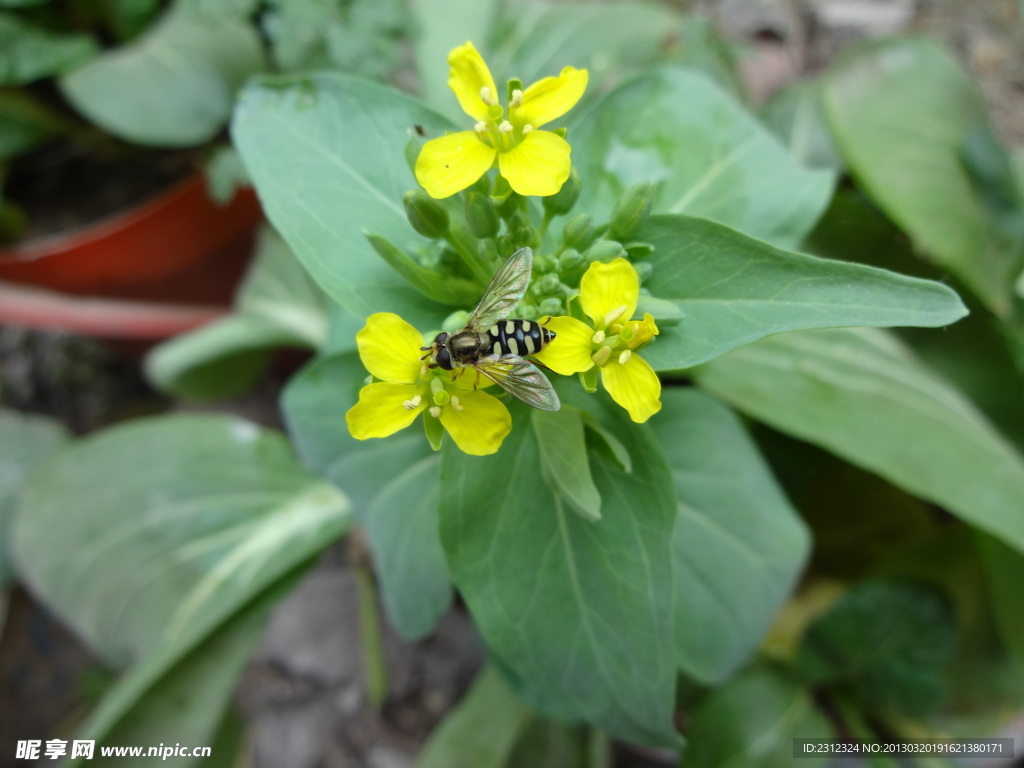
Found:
[0,409,68,584]
[145,226,329,400]
[414,666,531,768]
[413,0,498,120]
[694,328,1024,555]
[11,414,351,666]
[976,533,1024,666]
[282,354,453,639]
[67,570,303,768]
[440,397,679,747]
[682,664,831,768]
[760,80,841,171]
[797,579,956,716]
[60,1,265,146]
[637,215,968,371]
[0,13,98,85]
[572,68,834,248]
[489,3,680,105]
[650,390,808,684]
[532,407,601,522]
[823,38,1023,316]
[232,72,458,329]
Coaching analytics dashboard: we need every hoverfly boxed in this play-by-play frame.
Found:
[421,247,560,412]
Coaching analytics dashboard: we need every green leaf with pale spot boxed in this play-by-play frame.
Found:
[637,215,968,371]
[694,328,1024,556]
[651,390,808,684]
[439,396,678,747]
[571,67,834,248]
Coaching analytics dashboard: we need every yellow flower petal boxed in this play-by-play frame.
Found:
[415,131,497,199]
[532,316,594,375]
[516,66,589,128]
[356,313,426,384]
[497,130,571,197]
[438,389,511,455]
[628,313,660,349]
[580,258,639,329]
[346,382,426,440]
[600,353,661,423]
[448,42,498,122]
[450,368,497,391]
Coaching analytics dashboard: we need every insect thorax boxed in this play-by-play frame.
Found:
[448,330,490,364]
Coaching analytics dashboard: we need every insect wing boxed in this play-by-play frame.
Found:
[474,355,560,412]
[466,247,533,330]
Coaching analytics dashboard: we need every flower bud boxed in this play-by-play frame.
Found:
[633,261,653,283]
[608,181,654,240]
[478,238,500,265]
[512,224,537,249]
[583,239,627,264]
[517,303,538,320]
[538,273,560,293]
[404,190,449,239]
[464,191,500,239]
[557,248,583,271]
[562,214,594,250]
[543,167,581,216]
[539,297,563,316]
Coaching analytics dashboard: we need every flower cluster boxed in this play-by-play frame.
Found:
[346,42,667,455]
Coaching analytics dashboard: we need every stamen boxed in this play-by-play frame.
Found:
[618,350,632,365]
[603,305,628,328]
[591,346,612,367]
[592,330,606,344]
[450,395,465,412]
[429,406,442,418]
[522,124,534,135]
[480,87,495,106]
[498,120,513,134]
[474,121,488,133]
[510,89,523,108]
[402,395,423,411]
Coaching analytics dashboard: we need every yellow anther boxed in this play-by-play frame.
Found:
[603,305,628,328]
[429,406,442,418]
[450,395,465,412]
[510,89,523,108]
[480,86,495,106]
[402,394,423,411]
[592,330,606,344]
[474,121,488,133]
[522,124,534,135]
[618,350,632,365]
[591,346,612,366]
[499,120,513,133]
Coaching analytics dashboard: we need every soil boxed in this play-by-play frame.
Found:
[1,1,1021,767]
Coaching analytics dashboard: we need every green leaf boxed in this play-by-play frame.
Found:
[232,72,458,329]
[414,666,532,768]
[59,1,265,146]
[650,389,808,684]
[0,409,68,585]
[205,144,250,204]
[572,67,834,248]
[282,354,453,640]
[797,579,956,716]
[694,328,1024,556]
[682,664,831,768]
[0,13,98,85]
[11,413,351,665]
[976,533,1024,666]
[760,80,842,171]
[823,37,1023,316]
[145,226,328,400]
[637,215,968,371]
[413,0,499,120]
[439,397,679,747]
[532,407,601,522]
[0,88,68,160]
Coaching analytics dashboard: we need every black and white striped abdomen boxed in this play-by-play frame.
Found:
[484,319,555,359]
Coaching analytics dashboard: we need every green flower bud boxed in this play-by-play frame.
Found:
[517,303,538,320]
[465,191,500,239]
[442,310,470,333]
[539,297,563,316]
[543,167,581,216]
[584,239,627,263]
[624,242,655,259]
[512,224,537,248]
[633,261,654,283]
[557,248,583,271]
[533,254,554,273]
[539,273,560,293]
[562,213,595,250]
[404,190,449,239]
[608,181,654,240]
[478,238,500,266]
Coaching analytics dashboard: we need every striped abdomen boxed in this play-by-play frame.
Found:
[484,319,554,359]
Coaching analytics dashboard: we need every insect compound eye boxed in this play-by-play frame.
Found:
[435,347,452,370]
[434,332,449,344]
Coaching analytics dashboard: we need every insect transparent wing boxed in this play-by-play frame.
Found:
[474,355,560,412]
[466,247,533,330]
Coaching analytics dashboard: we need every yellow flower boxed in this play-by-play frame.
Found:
[415,41,588,199]
[345,313,512,456]
[533,259,662,423]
